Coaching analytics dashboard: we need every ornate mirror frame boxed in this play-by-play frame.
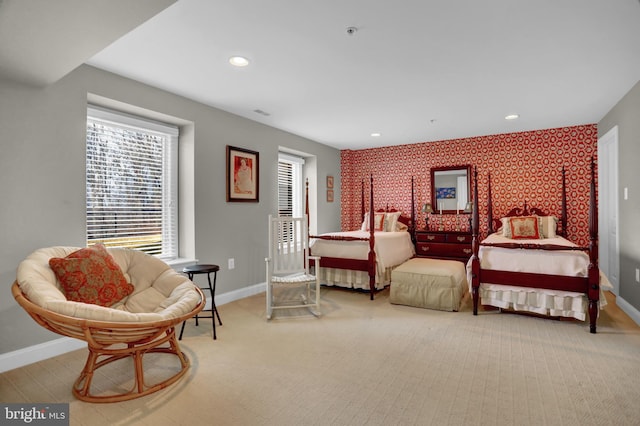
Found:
[430,165,472,215]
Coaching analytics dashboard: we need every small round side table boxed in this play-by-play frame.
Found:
[179,264,222,340]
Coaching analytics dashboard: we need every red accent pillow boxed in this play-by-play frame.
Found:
[373,213,385,231]
[508,216,541,239]
[49,244,134,307]
[362,212,386,231]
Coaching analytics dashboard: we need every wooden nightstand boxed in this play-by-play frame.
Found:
[414,230,472,262]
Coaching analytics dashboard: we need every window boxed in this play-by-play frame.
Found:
[86,106,179,260]
[278,152,305,217]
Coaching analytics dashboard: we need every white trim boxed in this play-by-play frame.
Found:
[0,283,267,373]
[0,338,85,373]
[88,104,179,137]
[199,282,266,311]
[616,295,640,328]
[598,126,620,295]
[278,152,305,165]
[167,257,198,271]
[216,282,266,306]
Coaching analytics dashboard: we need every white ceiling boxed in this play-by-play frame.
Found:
[3,0,640,150]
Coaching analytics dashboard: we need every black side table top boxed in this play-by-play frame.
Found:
[183,264,220,274]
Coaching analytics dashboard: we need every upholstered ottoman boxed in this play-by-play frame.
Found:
[390,258,467,311]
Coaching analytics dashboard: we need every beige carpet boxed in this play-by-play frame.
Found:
[2,287,640,426]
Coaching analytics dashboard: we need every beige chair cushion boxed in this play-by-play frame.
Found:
[17,246,202,323]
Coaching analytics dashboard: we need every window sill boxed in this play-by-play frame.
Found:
[166,257,198,272]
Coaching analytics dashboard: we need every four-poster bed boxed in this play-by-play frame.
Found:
[469,159,606,333]
[308,175,416,300]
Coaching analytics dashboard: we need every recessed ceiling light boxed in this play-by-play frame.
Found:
[505,114,519,120]
[371,133,381,137]
[229,56,249,67]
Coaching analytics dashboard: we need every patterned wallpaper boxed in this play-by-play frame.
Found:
[340,124,598,246]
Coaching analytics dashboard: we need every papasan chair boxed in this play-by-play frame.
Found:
[12,245,205,403]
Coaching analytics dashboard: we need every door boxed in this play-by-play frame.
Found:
[598,126,620,295]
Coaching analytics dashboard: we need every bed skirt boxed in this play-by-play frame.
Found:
[318,267,393,291]
[478,276,610,321]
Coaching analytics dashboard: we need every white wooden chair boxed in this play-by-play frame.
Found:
[265,215,321,320]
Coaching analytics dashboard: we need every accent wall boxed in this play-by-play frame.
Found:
[340,124,597,247]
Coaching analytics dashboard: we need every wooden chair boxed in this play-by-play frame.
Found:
[12,246,205,403]
[265,215,321,320]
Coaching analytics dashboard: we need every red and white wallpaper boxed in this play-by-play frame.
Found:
[340,124,598,247]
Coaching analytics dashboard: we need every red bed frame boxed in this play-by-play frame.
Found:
[308,175,415,300]
[469,159,601,333]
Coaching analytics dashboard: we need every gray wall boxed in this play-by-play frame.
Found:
[598,79,640,314]
[0,65,341,354]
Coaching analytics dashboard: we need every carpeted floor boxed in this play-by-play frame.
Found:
[2,287,640,426]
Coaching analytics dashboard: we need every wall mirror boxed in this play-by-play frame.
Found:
[430,165,472,214]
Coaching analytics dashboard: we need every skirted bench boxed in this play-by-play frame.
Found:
[390,257,468,311]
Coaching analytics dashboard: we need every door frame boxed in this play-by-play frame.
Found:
[597,125,620,295]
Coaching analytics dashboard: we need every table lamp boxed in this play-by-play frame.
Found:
[422,202,433,230]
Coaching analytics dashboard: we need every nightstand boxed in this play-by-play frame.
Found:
[414,230,472,262]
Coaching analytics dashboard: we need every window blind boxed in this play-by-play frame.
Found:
[278,153,304,217]
[278,161,293,216]
[86,106,178,260]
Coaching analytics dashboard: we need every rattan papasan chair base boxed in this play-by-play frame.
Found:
[13,246,205,403]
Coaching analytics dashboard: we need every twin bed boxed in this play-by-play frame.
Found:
[308,160,606,333]
[308,176,415,299]
[468,159,606,333]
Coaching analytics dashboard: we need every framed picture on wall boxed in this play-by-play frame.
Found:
[327,175,334,189]
[327,189,334,202]
[226,145,259,202]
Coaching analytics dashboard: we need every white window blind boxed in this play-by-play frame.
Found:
[278,153,304,217]
[86,106,179,260]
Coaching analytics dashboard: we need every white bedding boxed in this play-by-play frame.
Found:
[310,230,415,290]
[466,233,611,320]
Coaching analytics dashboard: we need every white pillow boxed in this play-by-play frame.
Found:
[395,221,408,232]
[384,211,402,232]
[538,216,558,238]
[360,213,368,231]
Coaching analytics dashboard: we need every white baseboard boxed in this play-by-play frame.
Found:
[615,295,640,327]
[0,282,267,373]
[0,338,86,373]
[215,281,265,306]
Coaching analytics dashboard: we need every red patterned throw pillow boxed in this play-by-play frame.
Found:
[373,213,385,231]
[507,216,541,239]
[362,212,386,231]
[49,244,134,307]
